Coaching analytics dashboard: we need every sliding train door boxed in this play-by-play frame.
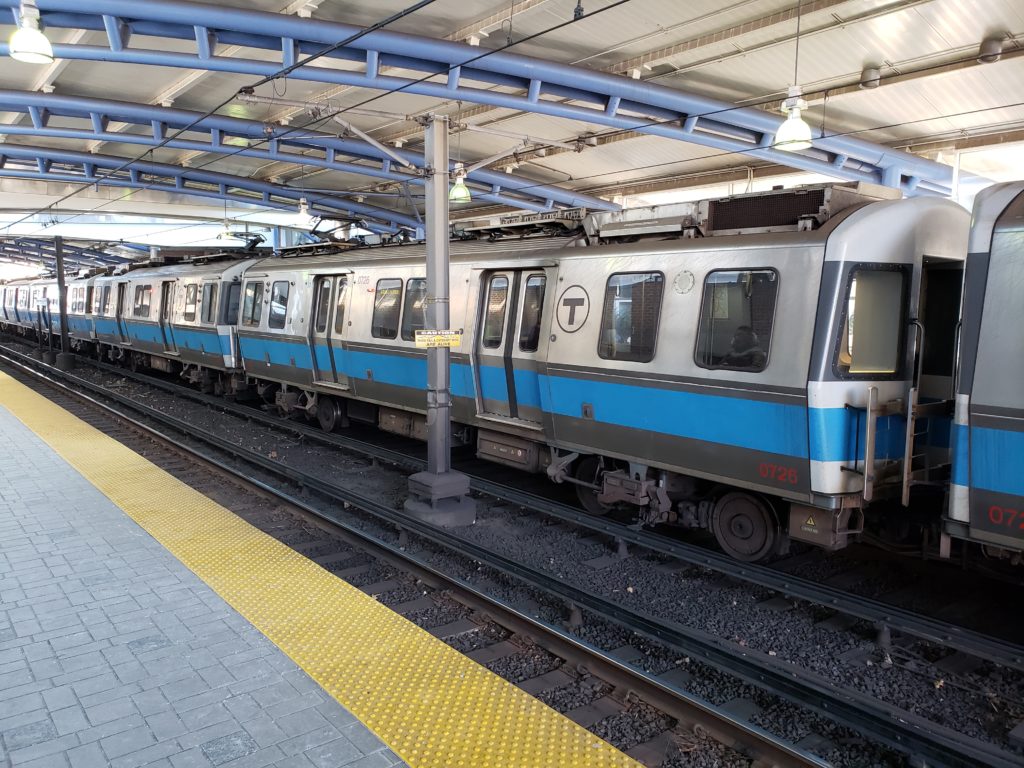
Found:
[473,269,548,425]
[308,274,350,389]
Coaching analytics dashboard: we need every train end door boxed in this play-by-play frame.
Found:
[473,269,549,425]
[308,275,350,389]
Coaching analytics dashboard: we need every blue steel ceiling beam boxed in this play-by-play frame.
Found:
[0,92,567,214]
[11,237,125,264]
[0,0,956,195]
[0,242,110,267]
[0,145,413,233]
[0,144,420,233]
[3,236,123,262]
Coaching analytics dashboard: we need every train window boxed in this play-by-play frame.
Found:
[400,278,427,341]
[133,285,152,318]
[695,270,777,372]
[835,267,906,377]
[268,281,290,330]
[183,284,199,322]
[482,275,509,349]
[334,279,348,334]
[85,287,93,315]
[371,278,402,339]
[224,283,241,325]
[518,275,546,352]
[598,272,664,363]
[314,280,331,333]
[201,284,218,324]
[241,281,264,327]
[101,285,111,315]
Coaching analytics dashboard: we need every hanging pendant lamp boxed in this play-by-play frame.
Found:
[774,1,813,152]
[9,0,54,64]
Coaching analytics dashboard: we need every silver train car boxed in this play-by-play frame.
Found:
[5,183,1012,564]
[948,181,1024,563]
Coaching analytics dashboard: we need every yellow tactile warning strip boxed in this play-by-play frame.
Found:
[0,370,640,768]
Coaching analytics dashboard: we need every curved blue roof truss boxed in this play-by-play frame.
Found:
[0,0,957,196]
[0,237,127,267]
[0,92,610,217]
[0,143,424,234]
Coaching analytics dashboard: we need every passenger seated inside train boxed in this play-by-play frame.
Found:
[719,325,766,369]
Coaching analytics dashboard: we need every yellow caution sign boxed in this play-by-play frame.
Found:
[415,329,463,348]
[805,515,816,527]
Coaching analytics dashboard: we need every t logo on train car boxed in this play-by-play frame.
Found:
[556,286,589,333]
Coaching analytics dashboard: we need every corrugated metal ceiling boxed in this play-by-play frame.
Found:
[0,0,1022,225]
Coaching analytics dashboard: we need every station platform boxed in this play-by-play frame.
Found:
[0,369,638,768]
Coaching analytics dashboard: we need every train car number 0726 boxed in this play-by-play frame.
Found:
[758,463,797,485]
[988,505,1024,530]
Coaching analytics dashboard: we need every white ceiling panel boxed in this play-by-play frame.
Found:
[0,0,1022,237]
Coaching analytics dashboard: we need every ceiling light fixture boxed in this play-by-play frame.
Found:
[978,36,1004,64]
[293,197,317,229]
[774,0,812,152]
[449,163,471,203]
[217,197,232,240]
[9,0,54,65]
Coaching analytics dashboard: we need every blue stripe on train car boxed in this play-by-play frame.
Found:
[951,423,969,487]
[542,374,810,457]
[231,335,917,464]
[94,317,118,335]
[164,325,223,355]
[239,335,314,369]
[953,425,1024,497]
[808,408,905,463]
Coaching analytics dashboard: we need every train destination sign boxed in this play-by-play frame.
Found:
[414,330,463,348]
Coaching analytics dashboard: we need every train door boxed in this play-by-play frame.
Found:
[473,269,548,424]
[115,282,130,343]
[308,275,349,389]
[158,281,179,353]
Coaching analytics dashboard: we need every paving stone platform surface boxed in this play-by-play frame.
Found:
[0,405,405,768]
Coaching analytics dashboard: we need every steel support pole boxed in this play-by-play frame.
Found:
[404,114,475,527]
[54,237,76,370]
[425,116,451,476]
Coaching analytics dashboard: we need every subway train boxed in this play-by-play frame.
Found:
[2,182,1021,564]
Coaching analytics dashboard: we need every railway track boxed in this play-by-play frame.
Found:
[0,348,823,767]
[2,343,1022,767]
[10,337,1022,674]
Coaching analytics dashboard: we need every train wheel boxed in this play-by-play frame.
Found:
[575,456,612,516]
[317,397,343,433]
[711,492,778,562]
[259,383,279,405]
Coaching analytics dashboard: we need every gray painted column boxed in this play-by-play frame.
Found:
[403,114,475,527]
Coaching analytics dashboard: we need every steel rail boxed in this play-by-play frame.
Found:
[49,345,1024,676]
[1,346,1018,768]
[0,349,827,768]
